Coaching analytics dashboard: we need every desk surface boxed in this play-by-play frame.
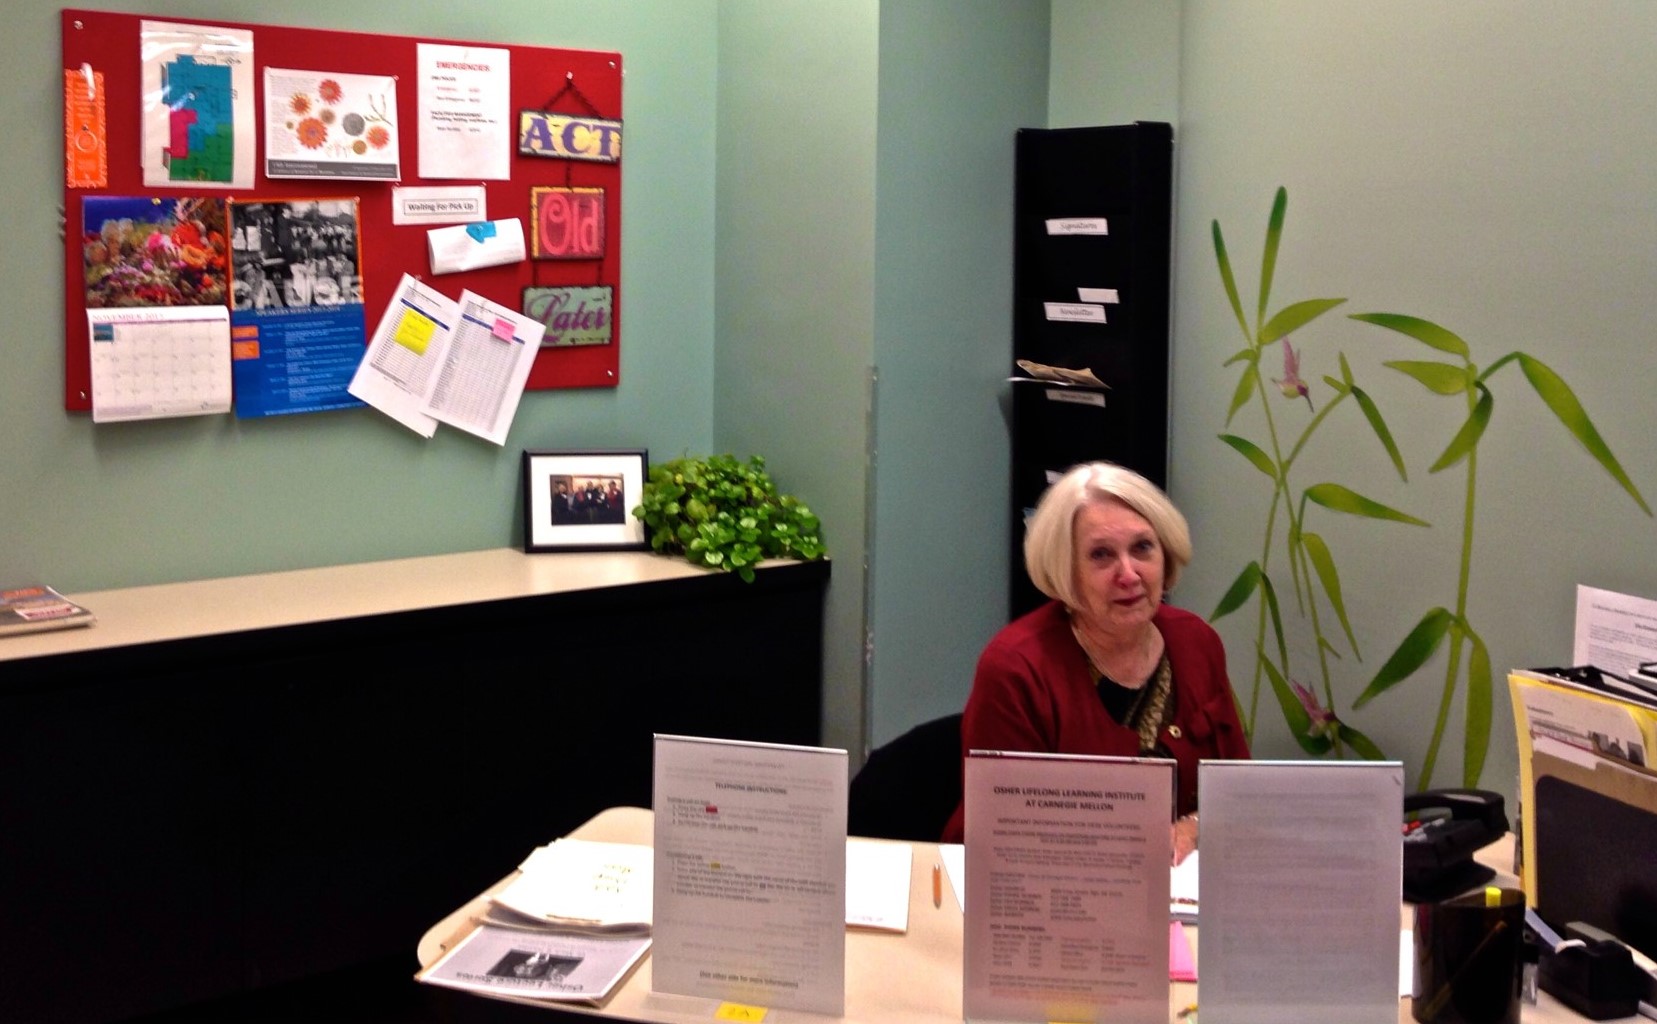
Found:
[420,806,985,1024]
[419,809,1617,1024]
[0,548,807,663]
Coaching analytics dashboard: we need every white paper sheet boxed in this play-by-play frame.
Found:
[417,43,511,180]
[393,185,488,226]
[427,218,526,274]
[1170,849,1199,921]
[939,843,964,910]
[492,840,653,932]
[1197,760,1404,1024]
[651,734,848,1016]
[1574,584,1657,678]
[347,273,451,437]
[962,751,1174,1024]
[845,839,911,932]
[423,291,544,445]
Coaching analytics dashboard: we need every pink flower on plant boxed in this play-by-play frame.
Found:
[1273,338,1314,411]
[1291,680,1338,739]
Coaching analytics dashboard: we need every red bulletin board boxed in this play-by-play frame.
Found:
[61,9,623,412]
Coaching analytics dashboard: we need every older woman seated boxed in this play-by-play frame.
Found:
[941,462,1249,863]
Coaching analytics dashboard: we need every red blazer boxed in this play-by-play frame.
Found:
[941,601,1249,843]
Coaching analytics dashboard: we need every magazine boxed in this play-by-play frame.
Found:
[417,924,650,1006]
[0,585,96,637]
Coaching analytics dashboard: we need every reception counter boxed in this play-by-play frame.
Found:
[0,549,829,1024]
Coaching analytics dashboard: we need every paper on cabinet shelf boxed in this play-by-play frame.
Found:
[1010,359,1107,388]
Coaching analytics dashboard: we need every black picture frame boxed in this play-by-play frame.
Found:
[521,448,648,553]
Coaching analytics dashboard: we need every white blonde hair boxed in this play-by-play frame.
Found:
[1022,462,1192,609]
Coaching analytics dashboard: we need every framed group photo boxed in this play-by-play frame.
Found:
[521,448,648,553]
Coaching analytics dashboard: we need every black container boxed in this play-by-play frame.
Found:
[1412,887,1524,1024]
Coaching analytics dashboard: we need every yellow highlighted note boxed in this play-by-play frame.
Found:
[393,309,437,354]
[715,1003,767,1022]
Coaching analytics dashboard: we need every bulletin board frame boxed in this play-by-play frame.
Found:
[61,8,623,413]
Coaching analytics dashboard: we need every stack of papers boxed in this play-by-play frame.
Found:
[488,839,653,934]
[420,839,654,1006]
[423,835,920,1007]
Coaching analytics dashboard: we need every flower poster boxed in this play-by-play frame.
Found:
[265,69,399,180]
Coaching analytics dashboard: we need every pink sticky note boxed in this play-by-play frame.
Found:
[492,318,515,341]
[1169,920,1197,982]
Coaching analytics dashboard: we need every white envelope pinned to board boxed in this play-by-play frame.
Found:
[427,218,525,274]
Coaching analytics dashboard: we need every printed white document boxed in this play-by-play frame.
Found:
[1574,584,1657,678]
[349,275,543,443]
[348,273,451,438]
[962,751,1175,1024]
[417,43,510,180]
[1197,760,1404,1024]
[423,291,544,444]
[651,734,848,1016]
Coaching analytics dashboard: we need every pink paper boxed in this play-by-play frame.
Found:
[1169,920,1197,982]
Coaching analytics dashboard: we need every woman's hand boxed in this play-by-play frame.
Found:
[1171,813,1198,865]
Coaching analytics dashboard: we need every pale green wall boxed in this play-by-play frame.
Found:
[1054,0,1657,800]
[714,1,879,758]
[1049,0,1179,127]
[3,0,719,590]
[865,2,1049,748]
[713,1,1050,757]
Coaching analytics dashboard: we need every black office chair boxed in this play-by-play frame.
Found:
[848,712,963,841]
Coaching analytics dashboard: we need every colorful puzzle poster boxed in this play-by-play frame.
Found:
[140,20,255,189]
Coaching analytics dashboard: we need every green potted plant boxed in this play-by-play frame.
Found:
[633,454,826,582]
